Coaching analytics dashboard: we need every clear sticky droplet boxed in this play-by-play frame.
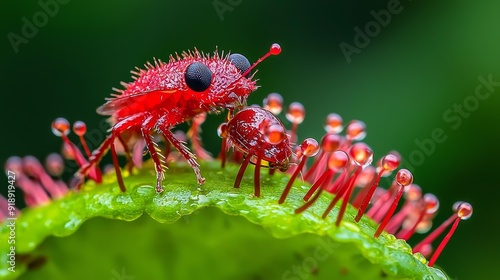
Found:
[349,142,373,167]
[45,153,64,176]
[321,133,342,152]
[404,184,422,202]
[270,43,281,55]
[286,102,305,124]
[51,117,70,137]
[5,156,23,175]
[381,153,400,171]
[324,113,343,133]
[456,202,473,220]
[328,150,349,171]
[72,121,87,136]
[346,120,366,141]
[415,219,433,234]
[396,169,413,186]
[423,193,439,214]
[263,93,284,115]
[22,156,43,177]
[300,138,320,157]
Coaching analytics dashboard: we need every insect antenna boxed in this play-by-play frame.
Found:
[240,43,281,78]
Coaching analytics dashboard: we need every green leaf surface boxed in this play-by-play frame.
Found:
[0,161,448,279]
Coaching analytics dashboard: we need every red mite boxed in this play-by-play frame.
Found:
[75,43,281,192]
[218,106,292,197]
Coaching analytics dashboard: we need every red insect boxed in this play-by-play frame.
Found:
[77,43,281,193]
[218,106,292,196]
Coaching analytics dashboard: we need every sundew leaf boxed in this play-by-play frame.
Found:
[0,161,448,280]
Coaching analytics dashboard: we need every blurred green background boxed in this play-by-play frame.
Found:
[1,0,499,279]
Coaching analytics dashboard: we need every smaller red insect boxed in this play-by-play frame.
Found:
[218,106,292,197]
[71,43,281,193]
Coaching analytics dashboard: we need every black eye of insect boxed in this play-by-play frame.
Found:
[229,53,251,76]
[185,62,213,92]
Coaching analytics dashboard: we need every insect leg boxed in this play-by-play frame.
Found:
[76,114,144,190]
[76,135,114,187]
[140,122,166,193]
[254,155,261,197]
[159,127,206,185]
[110,139,126,192]
[234,152,252,189]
